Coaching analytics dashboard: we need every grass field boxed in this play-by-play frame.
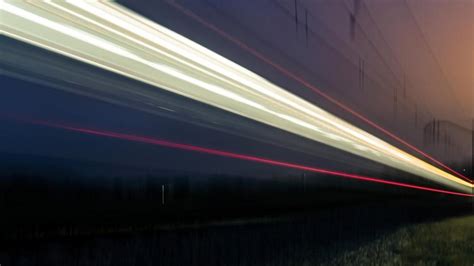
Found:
[325,214,474,265]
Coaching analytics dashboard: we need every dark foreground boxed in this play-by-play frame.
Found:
[1,198,472,266]
[1,161,472,265]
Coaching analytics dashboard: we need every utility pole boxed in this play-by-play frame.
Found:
[305,9,308,45]
[358,57,365,90]
[294,0,298,33]
[349,0,361,41]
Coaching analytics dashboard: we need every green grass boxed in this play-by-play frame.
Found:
[400,215,474,265]
[324,214,474,265]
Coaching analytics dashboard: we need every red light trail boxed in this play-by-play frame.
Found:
[165,0,471,183]
[34,121,472,198]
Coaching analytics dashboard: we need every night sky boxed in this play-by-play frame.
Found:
[1,0,472,180]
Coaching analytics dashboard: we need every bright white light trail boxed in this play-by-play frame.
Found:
[1,1,472,193]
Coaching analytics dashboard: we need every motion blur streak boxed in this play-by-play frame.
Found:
[32,121,472,198]
[1,1,472,193]
[166,0,470,182]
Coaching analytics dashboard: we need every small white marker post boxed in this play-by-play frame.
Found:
[161,184,165,206]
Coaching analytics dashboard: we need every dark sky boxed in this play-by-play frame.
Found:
[1,0,470,181]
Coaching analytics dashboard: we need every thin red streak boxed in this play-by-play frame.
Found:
[35,121,473,197]
[165,1,471,183]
